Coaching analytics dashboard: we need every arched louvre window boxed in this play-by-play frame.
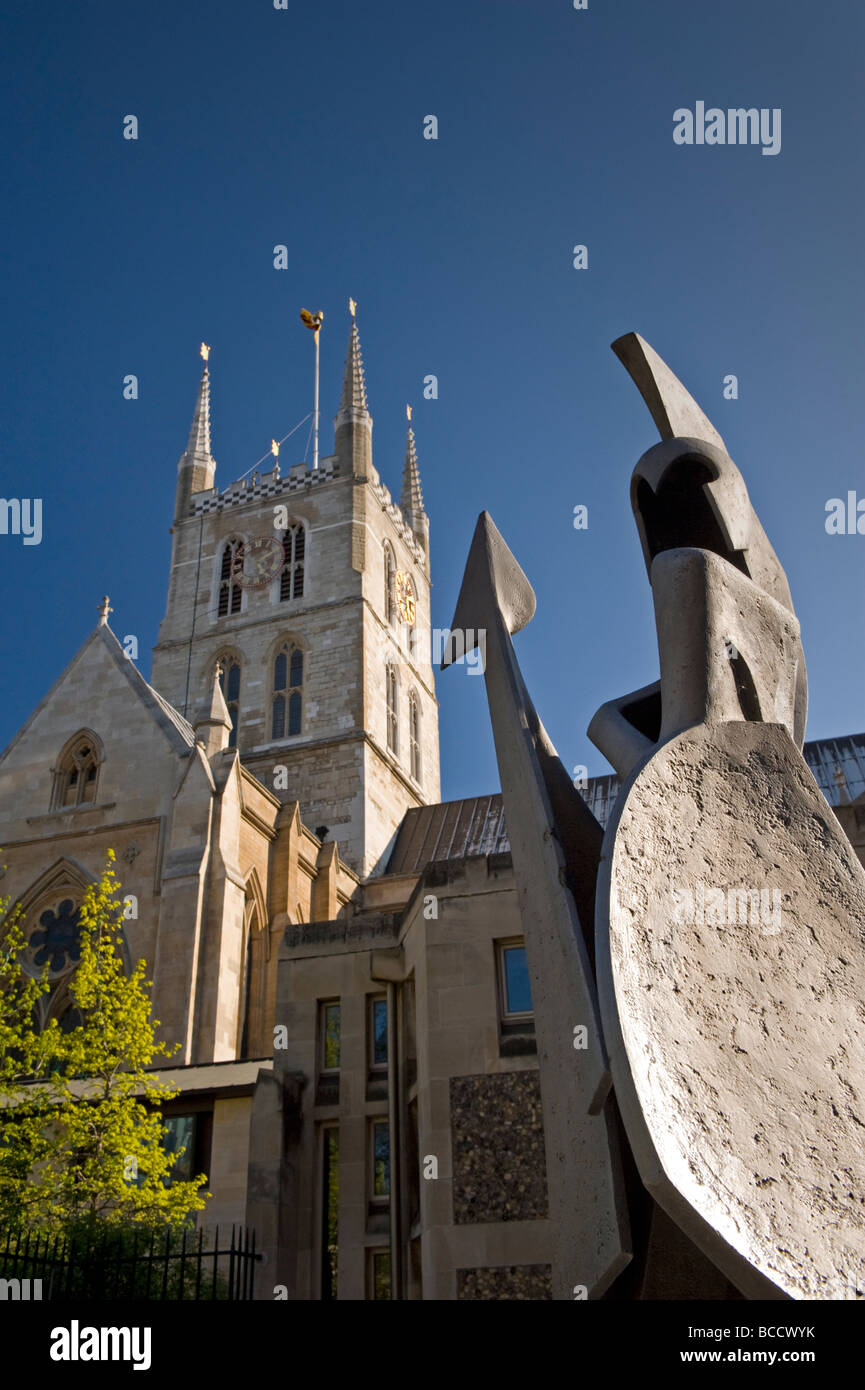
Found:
[272,642,303,740]
[218,537,244,617]
[405,577,417,658]
[280,523,305,601]
[409,690,421,783]
[52,734,100,810]
[386,665,398,755]
[218,657,241,748]
[384,543,396,627]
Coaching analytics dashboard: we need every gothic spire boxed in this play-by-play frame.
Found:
[401,407,425,517]
[174,344,217,522]
[337,316,369,419]
[184,343,213,462]
[333,303,373,475]
[401,405,429,565]
[193,660,233,757]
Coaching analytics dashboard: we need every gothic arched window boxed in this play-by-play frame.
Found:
[409,690,421,783]
[386,665,399,755]
[280,523,306,602]
[52,733,101,810]
[384,543,396,627]
[272,641,303,740]
[404,576,417,658]
[218,537,244,617]
[238,885,267,1059]
[217,656,241,748]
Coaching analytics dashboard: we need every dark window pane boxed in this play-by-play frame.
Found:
[373,1122,390,1197]
[372,1251,391,1301]
[294,526,305,562]
[272,695,285,740]
[504,946,532,1014]
[227,663,240,700]
[293,564,304,599]
[323,1003,340,1070]
[289,649,303,687]
[372,999,388,1066]
[163,1115,196,1185]
[274,652,287,691]
[322,1128,339,1301]
[288,691,302,736]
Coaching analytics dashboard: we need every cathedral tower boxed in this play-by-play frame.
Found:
[151,310,440,878]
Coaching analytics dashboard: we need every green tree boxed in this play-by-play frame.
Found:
[0,900,64,1227]
[0,851,208,1236]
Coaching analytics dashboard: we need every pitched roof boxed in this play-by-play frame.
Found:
[386,733,865,875]
[0,623,195,768]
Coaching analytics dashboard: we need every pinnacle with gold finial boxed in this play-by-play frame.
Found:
[200,342,210,361]
[349,297,357,318]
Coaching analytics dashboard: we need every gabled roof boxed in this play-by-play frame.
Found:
[0,621,195,768]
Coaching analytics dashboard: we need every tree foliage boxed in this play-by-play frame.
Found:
[0,852,208,1235]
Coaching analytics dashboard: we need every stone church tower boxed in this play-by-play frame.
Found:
[151,313,440,878]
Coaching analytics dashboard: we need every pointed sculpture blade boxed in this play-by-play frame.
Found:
[443,511,535,663]
[612,332,726,451]
[443,511,631,1299]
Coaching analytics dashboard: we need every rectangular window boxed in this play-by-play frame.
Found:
[163,1114,196,1184]
[498,941,533,1019]
[371,1120,390,1199]
[369,1248,391,1301]
[320,1001,341,1072]
[369,996,388,1069]
[321,1127,339,1301]
[160,1109,212,1188]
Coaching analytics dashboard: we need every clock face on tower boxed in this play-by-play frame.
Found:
[394,571,416,626]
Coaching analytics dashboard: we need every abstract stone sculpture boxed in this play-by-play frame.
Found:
[591,333,865,1300]
[448,332,865,1300]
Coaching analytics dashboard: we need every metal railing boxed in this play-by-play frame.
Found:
[0,1223,260,1301]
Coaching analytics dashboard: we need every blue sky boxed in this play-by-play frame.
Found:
[1,0,862,802]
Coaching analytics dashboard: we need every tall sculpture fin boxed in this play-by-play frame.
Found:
[443,511,631,1300]
[612,331,726,451]
[444,509,535,655]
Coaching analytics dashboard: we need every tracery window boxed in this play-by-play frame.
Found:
[386,665,398,755]
[272,641,303,740]
[408,690,421,783]
[218,537,244,617]
[280,523,305,601]
[52,734,100,810]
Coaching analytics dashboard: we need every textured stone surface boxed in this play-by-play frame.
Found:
[457,1263,552,1300]
[599,721,865,1299]
[450,1072,548,1224]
